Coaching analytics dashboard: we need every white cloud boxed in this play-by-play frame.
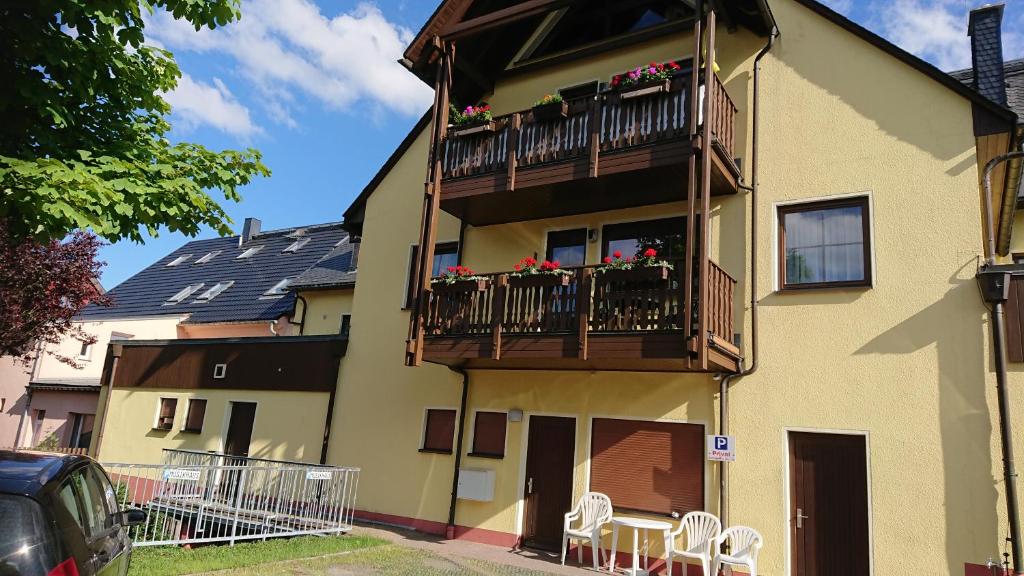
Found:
[146,0,433,128]
[164,74,261,138]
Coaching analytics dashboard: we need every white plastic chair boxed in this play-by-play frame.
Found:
[561,492,613,569]
[665,511,721,576]
[712,526,763,576]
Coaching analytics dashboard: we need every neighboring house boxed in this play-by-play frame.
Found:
[0,356,32,446]
[290,236,359,337]
[88,219,354,465]
[322,2,1024,576]
[12,218,347,459]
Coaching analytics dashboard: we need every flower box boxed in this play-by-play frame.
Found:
[450,120,495,137]
[531,100,568,122]
[509,273,573,288]
[614,79,671,101]
[432,278,490,293]
[596,265,671,283]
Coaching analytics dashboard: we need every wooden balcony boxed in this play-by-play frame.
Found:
[438,73,740,226]
[420,260,740,372]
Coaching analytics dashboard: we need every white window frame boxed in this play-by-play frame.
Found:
[236,245,264,259]
[418,406,459,454]
[213,363,227,379]
[283,237,311,253]
[196,281,234,302]
[772,191,876,292]
[165,283,205,305]
[166,254,193,267]
[262,278,292,298]
[77,340,93,361]
[154,397,178,431]
[195,250,222,264]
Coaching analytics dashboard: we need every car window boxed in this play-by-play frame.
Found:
[89,465,120,516]
[0,494,61,576]
[70,468,112,537]
[57,482,84,530]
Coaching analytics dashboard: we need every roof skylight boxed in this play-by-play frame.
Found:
[166,254,193,267]
[283,238,311,253]
[195,250,222,264]
[166,283,204,304]
[237,246,264,259]
[262,278,292,298]
[195,281,234,302]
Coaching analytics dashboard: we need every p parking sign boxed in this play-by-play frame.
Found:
[707,435,735,462]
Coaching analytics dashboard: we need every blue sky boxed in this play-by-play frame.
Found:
[97,0,1024,288]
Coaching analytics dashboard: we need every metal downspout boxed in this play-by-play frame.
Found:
[447,367,469,539]
[982,150,1024,575]
[718,23,777,528]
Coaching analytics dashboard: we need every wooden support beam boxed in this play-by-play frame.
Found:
[492,275,508,360]
[577,269,592,360]
[442,0,573,41]
[696,11,717,371]
[682,15,702,359]
[507,113,520,191]
[588,97,601,177]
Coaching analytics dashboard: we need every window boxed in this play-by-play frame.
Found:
[590,418,704,516]
[263,278,291,297]
[31,409,45,446]
[195,250,222,264]
[1013,253,1024,265]
[183,399,207,433]
[237,245,264,259]
[546,229,587,267]
[70,467,112,537]
[78,340,93,360]
[166,283,204,304]
[284,237,311,252]
[57,482,83,530]
[213,364,227,379]
[405,242,460,308]
[196,281,234,302]
[340,314,352,337]
[156,398,177,430]
[68,413,94,449]
[166,254,192,267]
[421,409,456,453]
[602,217,687,261]
[470,412,507,458]
[778,197,871,289]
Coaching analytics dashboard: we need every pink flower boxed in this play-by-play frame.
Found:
[649,67,657,74]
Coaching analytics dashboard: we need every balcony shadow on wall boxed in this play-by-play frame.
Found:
[853,269,994,574]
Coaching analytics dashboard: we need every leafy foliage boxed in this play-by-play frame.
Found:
[0,221,110,360]
[0,0,270,243]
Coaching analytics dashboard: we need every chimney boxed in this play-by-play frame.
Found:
[968,4,1008,106]
[240,217,261,245]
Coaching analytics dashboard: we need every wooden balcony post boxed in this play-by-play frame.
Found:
[406,37,454,367]
[696,11,717,371]
[682,14,703,363]
[507,113,520,191]
[491,274,508,359]
[577,269,592,360]
[588,97,600,178]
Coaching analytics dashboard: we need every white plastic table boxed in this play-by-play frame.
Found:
[608,516,674,575]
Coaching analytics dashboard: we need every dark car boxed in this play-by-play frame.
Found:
[0,451,146,576]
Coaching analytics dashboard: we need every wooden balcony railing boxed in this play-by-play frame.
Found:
[439,72,736,187]
[422,259,736,363]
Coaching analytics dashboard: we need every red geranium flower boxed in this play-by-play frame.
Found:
[643,248,657,258]
[613,250,622,259]
[603,256,613,264]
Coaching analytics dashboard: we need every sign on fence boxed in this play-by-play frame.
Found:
[707,434,736,462]
[163,468,202,481]
[306,470,333,481]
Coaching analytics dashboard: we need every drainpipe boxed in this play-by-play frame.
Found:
[717,23,778,528]
[980,149,1024,575]
[446,366,469,539]
[294,295,309,336]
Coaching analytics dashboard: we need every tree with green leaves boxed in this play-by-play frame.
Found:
[0,0,269,243]
[0,0,269,360]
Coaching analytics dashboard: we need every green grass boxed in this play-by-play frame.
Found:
[127,534,386,576]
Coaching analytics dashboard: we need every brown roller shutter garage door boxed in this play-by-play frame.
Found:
[590,418,704,516]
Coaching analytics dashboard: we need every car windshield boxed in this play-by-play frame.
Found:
[0,495,61,576]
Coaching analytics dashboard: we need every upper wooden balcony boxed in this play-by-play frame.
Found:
[419,259,740,372]
[438,72,741,226]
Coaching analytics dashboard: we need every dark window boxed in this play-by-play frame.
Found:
[602,217,686,261]
[69,413,94,449]
[421,409,456,454]
[184,399,206,433]
[546,229,587,267]
[340,314,352,337]
[778,197,871,289]
[156,398,177,430]
[70,468,111,537]
[1013,253,1024,264]
[405,242,460,309]
[590,418,704,516]
[470,412,507,458]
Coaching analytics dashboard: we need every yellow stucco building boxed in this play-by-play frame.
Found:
[317,1,1024,575]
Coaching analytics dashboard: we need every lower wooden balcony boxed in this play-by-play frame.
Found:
[420,261,740,372]
[438,73,741,226]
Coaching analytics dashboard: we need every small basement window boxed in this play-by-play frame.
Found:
[195,250,222,264]
[166,254,193,267]
[263,278,291,298]
[166,283,205,304]
[470,412,507,458]
[183,399,207,433]
[196,281,234,302]
[156,398,177,430]
[420,409,456,454]
[283,238,311,252]
[778,196,871,289]
[237,245,264,259]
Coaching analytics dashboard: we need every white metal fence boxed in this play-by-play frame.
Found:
[103,449,359,547]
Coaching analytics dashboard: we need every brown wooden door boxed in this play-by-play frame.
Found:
[790,432,870,576]
[224,402,257,457]
[522,416,576,550]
